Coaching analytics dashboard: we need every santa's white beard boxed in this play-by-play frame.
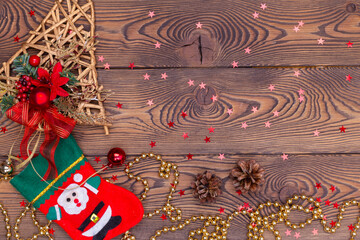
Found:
[57,184,89,215]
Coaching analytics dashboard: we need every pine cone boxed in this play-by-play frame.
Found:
[191,171,222,204]
[230,160,265,193]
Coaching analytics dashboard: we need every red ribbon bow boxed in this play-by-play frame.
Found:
[6,102,76,179]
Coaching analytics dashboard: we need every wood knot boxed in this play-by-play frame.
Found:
[278,183,299,204]
[178,32,215,66]
[195,85,216,105]
[346,3,357,13]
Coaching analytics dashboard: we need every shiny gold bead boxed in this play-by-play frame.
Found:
[141,153,147,159]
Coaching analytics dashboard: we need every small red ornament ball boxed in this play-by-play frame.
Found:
[107,148,126,167]
[29,87,50,109]
[29,55,41,67]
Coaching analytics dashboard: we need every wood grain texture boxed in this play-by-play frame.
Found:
[0,154,359,239]
[2,67,359,155]
[1,0,360,239]
[1,0,360,67]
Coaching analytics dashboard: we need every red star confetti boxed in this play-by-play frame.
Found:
[143,73,150,80]
[14,35,20,42]
[232,61,238,68]
[323,215,327,220]
[309,205,314,211]
[196,22,203,28]
[281,153,288,161]
[346,41,353,48]
[273,111,279,117]
[241,122,248,129]
[268,84,275,91]
[101,164,108,171]
[111,175,118,182]
[313,129,320,136]
[211,95,218,102]
[346,74,352,82]
[236,190,242,195]
[294,70,300,77]
[244,47,251,54]
[298,88,305,95]
[260,3,267,10]
[179,190,185,196]
[293,26,300,32]
[187,79,194,86]
[170,183,175,188]
[208,126,215,133]
[168,121,175,128]
[149,141,156,148]
[199,82,206,89]
[219,207,225,214]
[227,108,233,115]
[129,62,135,69]
[181,111,188,118]
[1,126,7,134]
[264,121,271,128]
[339,125,346,133]
[148,11,155,18]
[104,63,110,69]
[251,106,258,113]
[116,102,122,109]
[243,203,250,208]
[218,153,225,160]
[294,232,301,239]
[298,20,304,27]
[20,200,27,207]
[98,56,104,62]
[161,72,168,80]
[94,157,101,163]
[285,229,292,236]
[330,185,336,192]
[187,153,193,160]
[204,136,211,143]
[333,202,339,209]
[316,197,322,202]
[325,200,331,206]
[252,12,259,19]
[154,41,161,48]
[318,38,325,45]
[183,132,189,139]
[330,221,337,227]
[161,214,167,220]
[29,10,35,16]
[348,224,355,231]
[312,228,318,235]
[48,228,55,235]
[147,99,154,106]
[315,183,321,189]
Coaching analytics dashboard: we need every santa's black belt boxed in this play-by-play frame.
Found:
[78,201,105,231]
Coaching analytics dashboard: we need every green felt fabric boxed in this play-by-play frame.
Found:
[10,134,87,209]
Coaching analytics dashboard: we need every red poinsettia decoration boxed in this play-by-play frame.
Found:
[32,62,69,101]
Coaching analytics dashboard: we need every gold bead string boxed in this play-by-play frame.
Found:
[124,152,182,222]
[0,201,12,240]
[118,153,360,240]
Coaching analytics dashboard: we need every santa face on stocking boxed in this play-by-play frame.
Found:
[46,173,123,240]
[58,183,89,215]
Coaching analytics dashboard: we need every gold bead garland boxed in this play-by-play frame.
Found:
[120,153,360,240]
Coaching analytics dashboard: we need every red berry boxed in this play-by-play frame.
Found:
[19,89,23,93]
[17,94,21,99]
[27,82,31,86]
[29,55,41,67]
[30,87,34,91]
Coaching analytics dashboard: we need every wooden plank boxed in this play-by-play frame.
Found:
[0,154,359,239]
[1,0,360,67]
[1,67,359,155]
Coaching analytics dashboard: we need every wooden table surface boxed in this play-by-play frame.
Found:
[1,0,360,239]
